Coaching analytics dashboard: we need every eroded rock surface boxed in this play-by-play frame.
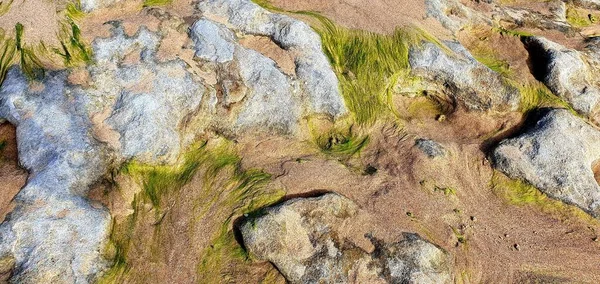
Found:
[493,109,600,217]
[197,0,347,119]
[0,22,207,283]
[409,41,520,112]
[523,37,600,118]
[239,193,453,283]
[0,0,350,281]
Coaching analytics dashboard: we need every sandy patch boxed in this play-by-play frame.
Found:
[0,0,60,45]
[239,35,296,76]
[0,123,27,223]
[268,0,452,39]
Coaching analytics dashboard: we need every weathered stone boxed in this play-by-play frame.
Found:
[0,22,206,283]
[197,0,347,118]
[409,41,520,112]
[415,138,447,158]
[493,109,600,217]
[523,37,600,117]
[239,193,453,283]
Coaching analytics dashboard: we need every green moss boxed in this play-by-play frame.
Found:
[473,54,512,78]
[54,17,92,67]
[143,0,172,7]
[99,139,286,283]
[15,23,44,80]
[0,33,16,86]
[0,140,5,153]
[65,2,86,20]
[491,172,598,224]
[516,81,572,113]
[492,26,534,38]
[566,5,599,28]
[0,0,13,16]
[251,0,284,12]
[314,127,369,160]
[314,16,446,124]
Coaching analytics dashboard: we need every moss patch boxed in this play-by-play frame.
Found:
[491,172,599,224]
[98,139,285,283]
[566,5,600,28]
[143,0,173,7]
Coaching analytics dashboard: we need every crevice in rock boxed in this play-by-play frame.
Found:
[521,36,553,83]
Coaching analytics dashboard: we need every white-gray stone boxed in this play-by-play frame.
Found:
[493,109,600,217]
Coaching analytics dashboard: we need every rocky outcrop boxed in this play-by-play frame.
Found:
[415,138,447,158]
[197,0,347,119]
[0,0,350,280]
[409,41,520,112]
[239,193,453,283]
[493,109,600,217]
[523,37,600,117]
[0,22,208,283]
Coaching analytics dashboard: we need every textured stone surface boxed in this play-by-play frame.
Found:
[0,22,206,283]
[493,109,600,217]
[415,138,447,158]
[239,193,453,283]
[409,41,520,112]
[197,0,347,118]
[190,19,300,134]
[523,37,600,117]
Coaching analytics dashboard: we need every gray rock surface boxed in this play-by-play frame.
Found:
[79,0,121,12]
[0,1,351,280]
[409,41,520,112]
[523,37,600,117]
[197,0,347,118]
[493,109,600,217]
[239,193,453,283]
[190,19,300,134]
[415,139,447,158]
[0,22,206,283]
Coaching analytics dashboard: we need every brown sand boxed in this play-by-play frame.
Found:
[0,123,27,223]
[269,0,453,39]
[0,0,60,45]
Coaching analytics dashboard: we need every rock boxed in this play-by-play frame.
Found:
[197,0,347,118]
[522,37,600,117]
[79,0,121,12]
[190,19,300,134]
[493,109,600,217]
[415,138,447,158]
[409,41,520,112]
[239,193,453,283]
[0,68,112,283]
[0,21,206,282]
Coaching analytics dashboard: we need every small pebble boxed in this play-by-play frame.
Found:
[514,244,520,251]
[470,216,476,221]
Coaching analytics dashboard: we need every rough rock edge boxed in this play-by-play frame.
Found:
[493,109,600,217]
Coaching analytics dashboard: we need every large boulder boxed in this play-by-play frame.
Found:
[239,193,453,283]
[409,41,520,112]
[0,22,206,282]
[493,109,600,217]
[523,37,600,118]
[197,0,347,119]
